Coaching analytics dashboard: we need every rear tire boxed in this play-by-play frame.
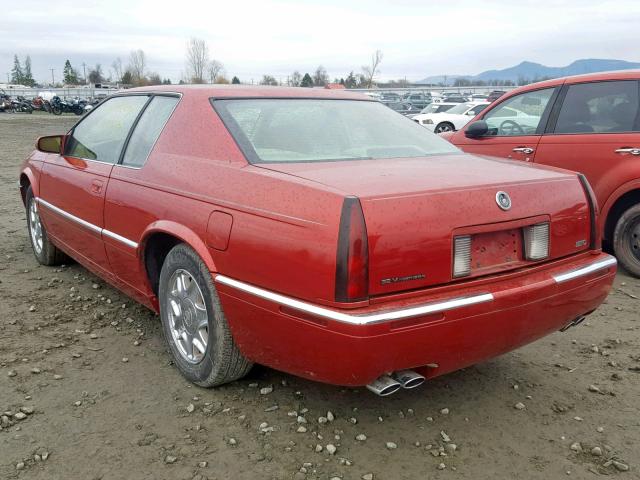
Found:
[25,186,68,266]
[435,122,454,133]
[158,244,252,387]
[613,203,640,277]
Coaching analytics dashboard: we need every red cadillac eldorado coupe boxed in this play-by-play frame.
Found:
[19,86,616,395]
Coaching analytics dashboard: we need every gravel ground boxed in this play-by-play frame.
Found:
[0,113,639,480]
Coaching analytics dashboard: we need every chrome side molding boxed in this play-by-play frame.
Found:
[36,197,139,249]
[553,256,617,284]
[215,274,493,326]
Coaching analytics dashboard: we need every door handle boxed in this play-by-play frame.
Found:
[512,147,535,154]
[90,179,103,194]
[615,147,640,156]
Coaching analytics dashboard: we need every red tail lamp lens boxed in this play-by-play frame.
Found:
[335,196,369,302]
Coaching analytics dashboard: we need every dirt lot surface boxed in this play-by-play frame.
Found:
[0,114,639,480]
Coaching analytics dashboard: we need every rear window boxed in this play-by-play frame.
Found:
[447,103,474,114]
[214,99,460,163]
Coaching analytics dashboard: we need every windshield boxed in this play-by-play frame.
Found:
[421,103,453,114]
[445,103,474,115]
[214,99,460,163]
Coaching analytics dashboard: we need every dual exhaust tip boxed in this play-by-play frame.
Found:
[366,370,426,396]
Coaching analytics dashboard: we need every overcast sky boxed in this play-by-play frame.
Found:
[2,0,639,84]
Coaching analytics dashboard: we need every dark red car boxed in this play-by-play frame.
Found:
[445,71,640,277]
[19,86,616,395]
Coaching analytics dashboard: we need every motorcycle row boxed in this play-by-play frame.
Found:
[0,90,99,115]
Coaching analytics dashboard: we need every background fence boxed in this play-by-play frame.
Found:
[0,86,120,100]
[1,85,517,100]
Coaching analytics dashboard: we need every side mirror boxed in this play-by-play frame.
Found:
[465,120,489,138]
[466,110,476,115]
[36,135,63,154]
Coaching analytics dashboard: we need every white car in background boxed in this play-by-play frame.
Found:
[413,101,490,133]
[409,102,459,119]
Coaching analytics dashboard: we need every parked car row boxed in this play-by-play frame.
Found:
[378,89,506,117]
[20,84,616,395]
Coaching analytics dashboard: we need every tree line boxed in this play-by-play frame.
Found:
[7,41,386,88]
[10,55,36,87]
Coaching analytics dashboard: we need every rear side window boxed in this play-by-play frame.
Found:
[470,104,488,115]
[483,88,555,136]
[554,81,640,134]
[122,96,179,167]
[65,95,149,164]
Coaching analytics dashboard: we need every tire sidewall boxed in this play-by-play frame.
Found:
[159,245,221,385]
[613,204,640,277]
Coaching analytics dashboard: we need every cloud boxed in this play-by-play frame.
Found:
[2,0,639,84]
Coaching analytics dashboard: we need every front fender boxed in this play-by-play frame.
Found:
[19,161,41,206]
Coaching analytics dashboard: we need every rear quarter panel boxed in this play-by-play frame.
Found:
[104,94,346,305]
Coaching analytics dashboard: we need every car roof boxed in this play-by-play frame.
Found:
[125,84,372,101]
[499,69,640,101]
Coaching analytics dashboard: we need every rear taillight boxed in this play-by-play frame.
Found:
[523,223,550,260]
[453,235,472,277]
[335,196,369,302]
[577,173,599,249]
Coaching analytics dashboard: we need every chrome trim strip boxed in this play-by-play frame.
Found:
[102,228,139,249]
[553,256,617,283]
[215,275,494,325]
[37,197,101,234]
[36,197,138,249]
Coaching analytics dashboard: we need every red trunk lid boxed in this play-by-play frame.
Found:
[259,154,592,296]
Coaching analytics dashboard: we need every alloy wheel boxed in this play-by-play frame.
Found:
[29,199,44,254]
[166,269,209,364]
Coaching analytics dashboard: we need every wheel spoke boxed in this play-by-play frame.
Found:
[175,274,185,295]
[193,338,206,355]
[196,310,209,329]
[170,299,181,317]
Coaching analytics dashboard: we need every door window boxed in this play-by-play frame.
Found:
[121,96,180,167]
[554,81,639,134]
[65,95,149,164]
[483,88,555,136]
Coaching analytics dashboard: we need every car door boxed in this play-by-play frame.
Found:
[38,94,150,274]
[534,79,640,215]
[455,87,559,162]
[103,94,181,294]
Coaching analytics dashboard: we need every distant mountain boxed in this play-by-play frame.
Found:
[418,59,640,85]
[418,74,471,85]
